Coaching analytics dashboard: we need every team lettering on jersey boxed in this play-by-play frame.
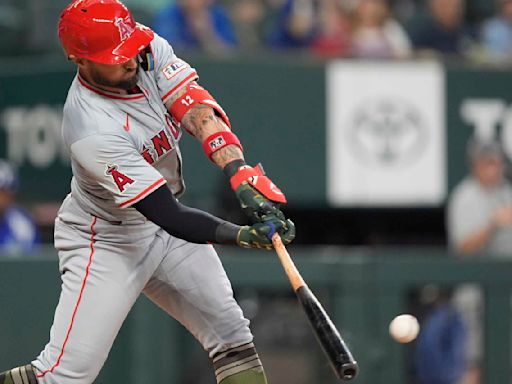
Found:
[105,164,135,193]
[140,117,181,164]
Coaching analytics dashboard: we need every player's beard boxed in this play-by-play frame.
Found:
[90,64,140,91]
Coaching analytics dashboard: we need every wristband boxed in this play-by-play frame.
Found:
[223,159,246,178]
[202,131,243,161]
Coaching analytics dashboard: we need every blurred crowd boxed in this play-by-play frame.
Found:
[3,0,512,65]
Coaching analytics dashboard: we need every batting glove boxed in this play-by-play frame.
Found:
[237,217,295,250]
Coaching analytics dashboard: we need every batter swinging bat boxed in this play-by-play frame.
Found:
[272,234,359,381]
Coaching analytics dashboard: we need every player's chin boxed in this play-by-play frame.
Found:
[117,74,139,90]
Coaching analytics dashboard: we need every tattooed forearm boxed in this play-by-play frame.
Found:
[173,89,243,169]
[165,81,244,168]
[211,144,244,167]
[181,104,219,139]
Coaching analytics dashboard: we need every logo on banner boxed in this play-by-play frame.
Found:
[347,98,427,167]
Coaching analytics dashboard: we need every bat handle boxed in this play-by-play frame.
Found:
[272,234,305,291]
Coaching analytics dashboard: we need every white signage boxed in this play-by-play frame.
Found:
[461,99,512,162]
[327,61,446,206]
[1,105,67,168]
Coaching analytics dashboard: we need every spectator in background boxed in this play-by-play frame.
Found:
[446,138,512,384]
[0,160,38,256]
[310,0,351,58]
[480,0,512,64]
[349,0,412,59]
[414,289,467,384]
[152,0,237,56]
[266,0,316,49]
[225,0,290,52]
[408,0,471,57]
[229,0,266,51]
[447,138,512,255]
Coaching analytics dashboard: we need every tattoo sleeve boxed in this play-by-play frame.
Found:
[164,82,244,169]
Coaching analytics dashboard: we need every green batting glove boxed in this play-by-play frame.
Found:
[235,182,285,223]
[237,218,296,250]
[277,218,295,245]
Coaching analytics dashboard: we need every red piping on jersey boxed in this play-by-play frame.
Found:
[161,72,198,103]
[37,216,98,379]
[78,76,145,101]
[123,113,130,132]
[118,177,166,208]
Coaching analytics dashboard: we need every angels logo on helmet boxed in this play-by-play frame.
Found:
[114,16,135,41]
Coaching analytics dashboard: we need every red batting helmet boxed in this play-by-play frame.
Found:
[58,0,154,64]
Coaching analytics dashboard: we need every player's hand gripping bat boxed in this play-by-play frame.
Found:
[272,234,359,381]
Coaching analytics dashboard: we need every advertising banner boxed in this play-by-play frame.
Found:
[327,61,446,206]
[446,68,512,192]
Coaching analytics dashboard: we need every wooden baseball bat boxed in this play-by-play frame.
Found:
[272,234,359,381]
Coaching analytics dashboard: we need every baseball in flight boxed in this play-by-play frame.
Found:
[389,314,420,343]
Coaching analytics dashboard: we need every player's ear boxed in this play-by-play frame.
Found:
[68,54,85,66]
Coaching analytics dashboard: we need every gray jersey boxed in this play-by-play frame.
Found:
[447,176,512,256]
[62,33,198,222]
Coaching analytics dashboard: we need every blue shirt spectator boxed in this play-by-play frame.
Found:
[0,160,38,256]
[266,0,317,49]
[152,0,237,54]
[481,0,512,63]
[0,206,38,255]
[415,304,466,384]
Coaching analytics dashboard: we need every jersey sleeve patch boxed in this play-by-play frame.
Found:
[162,59,187,80]
[105,163,136,193]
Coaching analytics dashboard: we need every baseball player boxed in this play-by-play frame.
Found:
[0,1,295,383]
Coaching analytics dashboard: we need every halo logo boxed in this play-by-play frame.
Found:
[346,98,427,167]
[114,16,134,41]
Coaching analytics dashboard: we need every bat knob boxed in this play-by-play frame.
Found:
[338,361,359,381]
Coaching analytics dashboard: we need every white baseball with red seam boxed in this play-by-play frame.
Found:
[389,314,420,343]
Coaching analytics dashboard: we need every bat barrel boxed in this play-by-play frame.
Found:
[296,286,359,381]
[272,237,359,382]
[337,361,359,381]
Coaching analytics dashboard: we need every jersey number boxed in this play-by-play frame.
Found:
[181,95,194,107]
